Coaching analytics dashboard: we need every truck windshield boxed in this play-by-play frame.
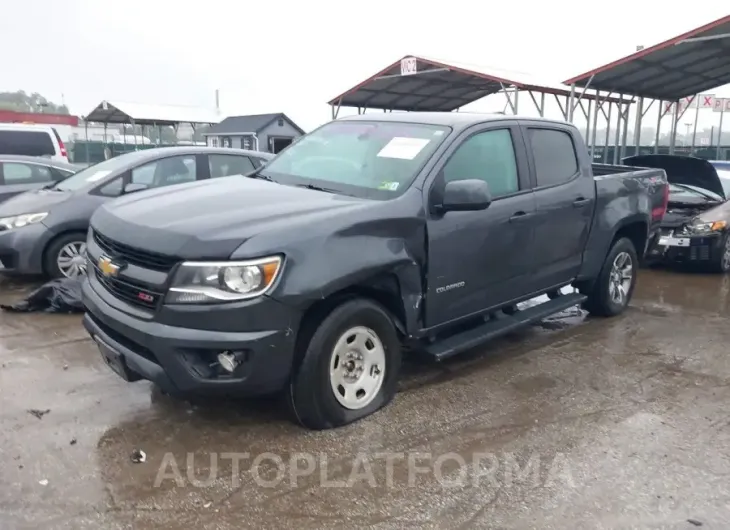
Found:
[261,120,451,198]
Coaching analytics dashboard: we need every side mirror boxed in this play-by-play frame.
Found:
[123,183,149,195]
[439,179,492,212]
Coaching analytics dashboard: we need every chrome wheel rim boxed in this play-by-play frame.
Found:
[329,326,386,410]
[57,242,87,278]
[722,238,730,271]
[609,251,633,306]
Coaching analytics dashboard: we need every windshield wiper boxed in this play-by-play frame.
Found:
[243,168,276,182]
[295,183,342,194]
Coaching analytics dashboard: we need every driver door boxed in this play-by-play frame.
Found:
[424,123,537,328]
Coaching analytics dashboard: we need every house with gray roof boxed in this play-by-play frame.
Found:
[202,113,305,154]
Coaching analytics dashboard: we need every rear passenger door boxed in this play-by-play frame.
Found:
[524,124,595,289]
[0,162,57,202]
[425,123,536,327]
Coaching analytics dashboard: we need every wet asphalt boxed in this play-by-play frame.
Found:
[1,269,730,529]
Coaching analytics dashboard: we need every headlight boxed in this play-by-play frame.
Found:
[687,220,727,234]
[166,255,283,304]
[0,212,48,231]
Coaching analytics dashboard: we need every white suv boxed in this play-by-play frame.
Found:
[0,123,69,163]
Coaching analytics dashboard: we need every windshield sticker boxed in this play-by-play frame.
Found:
[378,181,400,191]
[377,137,431,160]
[433,130,445,136]
[86,170,112,182]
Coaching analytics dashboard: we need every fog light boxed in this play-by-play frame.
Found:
[217,350,245,373]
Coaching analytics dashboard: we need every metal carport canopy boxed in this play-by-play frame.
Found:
[84,100,222,126]
[563,15,730,100]
[328,55,626,113]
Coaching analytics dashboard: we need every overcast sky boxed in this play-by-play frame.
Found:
[1,1,729,133]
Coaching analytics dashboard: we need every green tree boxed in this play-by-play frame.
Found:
[0,90,69,114]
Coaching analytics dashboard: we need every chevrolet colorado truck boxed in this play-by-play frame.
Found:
[81,113,668,429]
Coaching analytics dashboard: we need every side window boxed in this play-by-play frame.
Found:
[131,155,197,188]
[98,178,123,197]
[528,128,579,188]
[442,129,519,198]
[2,162,54,184]
[209,154,255,178]
[53,168,75,180]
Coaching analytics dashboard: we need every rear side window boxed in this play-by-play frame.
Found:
[527,128,579,188]
[1,162,54,184]
[209,154,255,178]
[0,130,55,157]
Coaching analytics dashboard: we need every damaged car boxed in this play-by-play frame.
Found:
[82,113,668,429]
[626,155,730,272]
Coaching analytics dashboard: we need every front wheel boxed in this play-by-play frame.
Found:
[711,234,730,273]
[287,298,402,430]
[581,237,638,317]
[44,233,88,279]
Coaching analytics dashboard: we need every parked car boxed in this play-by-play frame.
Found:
[0,155,80,204]
[82,113,668,429]
[0,123,70,163]
[0,147,272,278]
[626,155,730,272]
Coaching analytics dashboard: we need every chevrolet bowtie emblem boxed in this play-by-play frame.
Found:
[98,256,122,277]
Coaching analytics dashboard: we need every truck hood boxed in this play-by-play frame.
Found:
[623,154,726,200]
[91,176,370,258]
[0,188,72,217]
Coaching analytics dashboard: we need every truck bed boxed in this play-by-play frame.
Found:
[592,163,651,177]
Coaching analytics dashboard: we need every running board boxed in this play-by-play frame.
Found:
[423,293,587,361]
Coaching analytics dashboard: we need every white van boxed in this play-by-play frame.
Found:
[0,123,69,163]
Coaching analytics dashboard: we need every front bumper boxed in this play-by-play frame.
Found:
[646,230,725,264]
[0,222,52,274]
[82,274,301,396]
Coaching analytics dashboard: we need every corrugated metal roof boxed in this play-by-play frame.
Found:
[563,15,730,100]
[203,113,305,136]
[327,55,629,112]
[84,100,222,125]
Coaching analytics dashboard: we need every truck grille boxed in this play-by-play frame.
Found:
[93,230,178,272]
[93,264,163,310]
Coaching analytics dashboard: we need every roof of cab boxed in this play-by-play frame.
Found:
[338,112,571,129]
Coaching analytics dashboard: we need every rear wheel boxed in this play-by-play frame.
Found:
[581,237,638,317]
[287,298,401,430]
[43,233,88,279]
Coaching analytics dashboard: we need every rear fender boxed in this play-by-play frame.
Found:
[578,213,648,282]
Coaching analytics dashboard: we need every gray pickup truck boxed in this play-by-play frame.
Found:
[82,113,669,429]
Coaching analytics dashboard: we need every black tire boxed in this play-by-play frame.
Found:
[581,237,638,317]
[43,232,88,279]
[711,234,730,273]
[546,290,561,300]
[287,298,402,430]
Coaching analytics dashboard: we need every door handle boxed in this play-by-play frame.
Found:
[573,197,591,207]
[509,211,533,223]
